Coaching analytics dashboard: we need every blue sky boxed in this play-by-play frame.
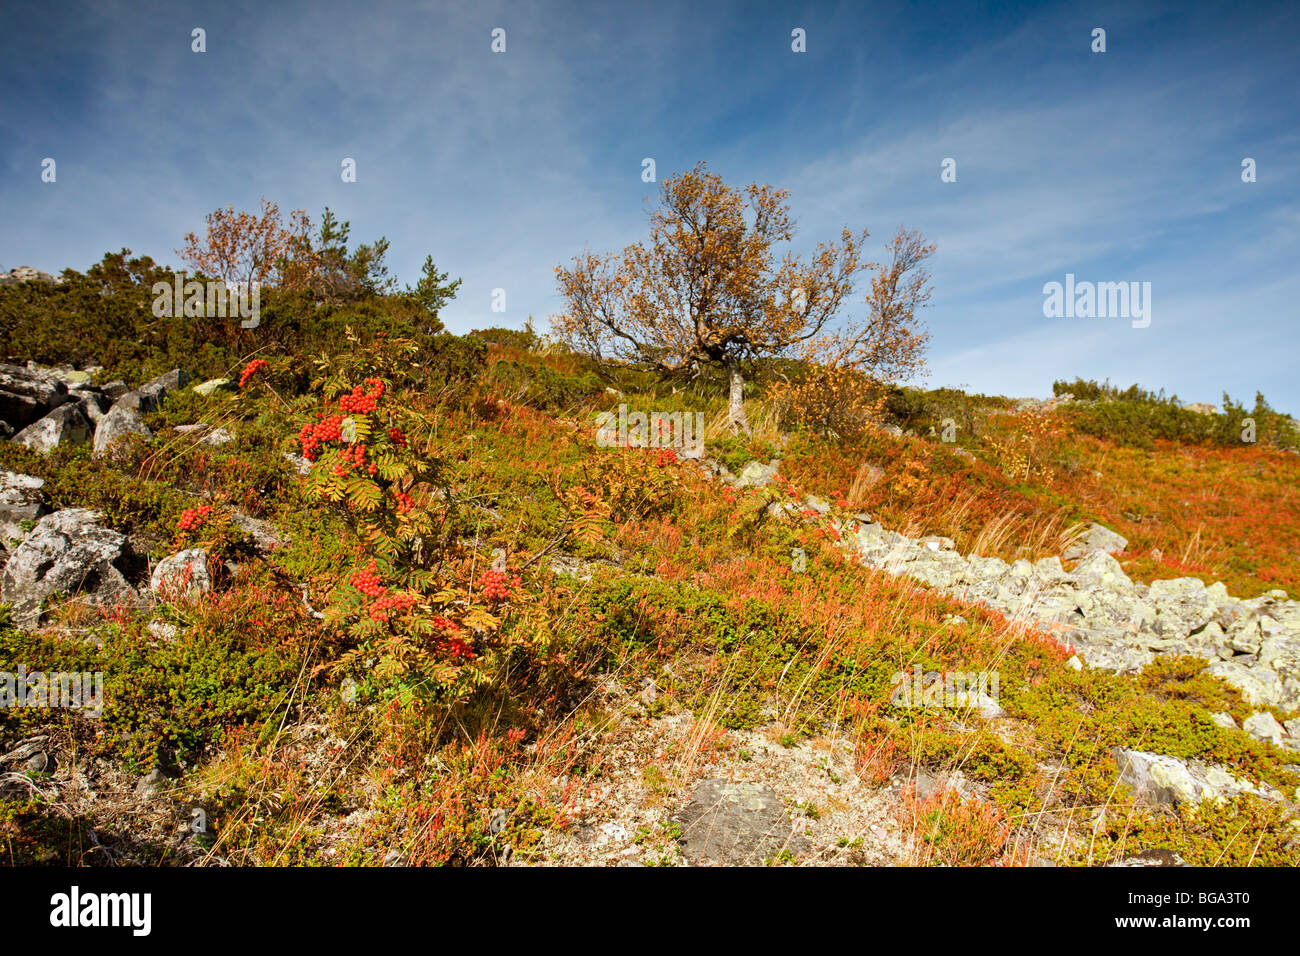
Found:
[2,0,1297,408]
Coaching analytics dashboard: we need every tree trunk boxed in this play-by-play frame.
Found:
[727,357,750,434]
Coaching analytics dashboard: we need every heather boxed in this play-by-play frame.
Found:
[2,225,1298,867]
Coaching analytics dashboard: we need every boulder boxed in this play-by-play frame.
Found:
[1205,659,1282,707]
[75,391,111,424]
[11,403,93,453]
[110,389,158,415]
[138,368,191,407]
[175,423,233,445]
[0,508,138,628]
[1063,522,1128,560]
[92,405,152,458]
[150,548,214,598]
[0,471,48,545]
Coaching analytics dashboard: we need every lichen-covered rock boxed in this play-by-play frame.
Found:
[671,779,810,865]
[11,402,93,453]
[192,378,232,397]
[1,509,138,628]
[0,363,73,431]
[138,368,191,407]
[735,459,780,489]
[0,471,48,545]
[150,548,213,598]
[1063,522,1129,560]
[1113,747,1281,806]
[1242,711,1285,745]
[93,404,152,458]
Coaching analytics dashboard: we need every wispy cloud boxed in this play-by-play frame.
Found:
[1,0,1296,408]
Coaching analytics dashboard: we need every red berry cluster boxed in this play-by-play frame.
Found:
[299,414,344,461]
[349,560,386,597]
[431,615,474,658]
[177,504,212,532]
[339,378,386,414]
[332,442,378,477]
[442,636,475,660]
[387,426,407,448]
[481,569,522,602]
[369,592,418,622]
[653,448,678,467]
[349,560,420,621]
[239,358,269,388]
[393,490,414,513]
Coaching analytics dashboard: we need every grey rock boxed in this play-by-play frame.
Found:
[1205,659,1282,707]
[75,391,111,424]
[110,390,158,415]
[136,768,172,797]
[672,779,810,865]
[93,405,152,458]
[11,402,93,453]
[138,368,191,407]
[1063,522,1129,560]
[0,471,48,545]
[1110,849,1189,867]
[1113,747,1278,806]
[174,424,234,447]
[0,508,138,628]
[1209,711,1237,730]
[229,509,282,552]
[0,363,74,430]
[283,452,311,476]
[735,459,780,489]
[1242,711,1285,745]
[150,548,214,598]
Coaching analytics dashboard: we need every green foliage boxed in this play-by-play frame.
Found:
[488,356,602,412]
[1062,391,1299,450]
[0,604,303,772]
[1052,377,1172,404]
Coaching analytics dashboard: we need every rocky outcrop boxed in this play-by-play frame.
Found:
[709,457,1300,717]
[0,508,139,628]
[0,364,181,460]
[0,266,60,285]
[0,363,75,432]
[1112,748,1285,806]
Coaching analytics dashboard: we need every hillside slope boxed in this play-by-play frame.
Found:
[1,276,1297,867]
